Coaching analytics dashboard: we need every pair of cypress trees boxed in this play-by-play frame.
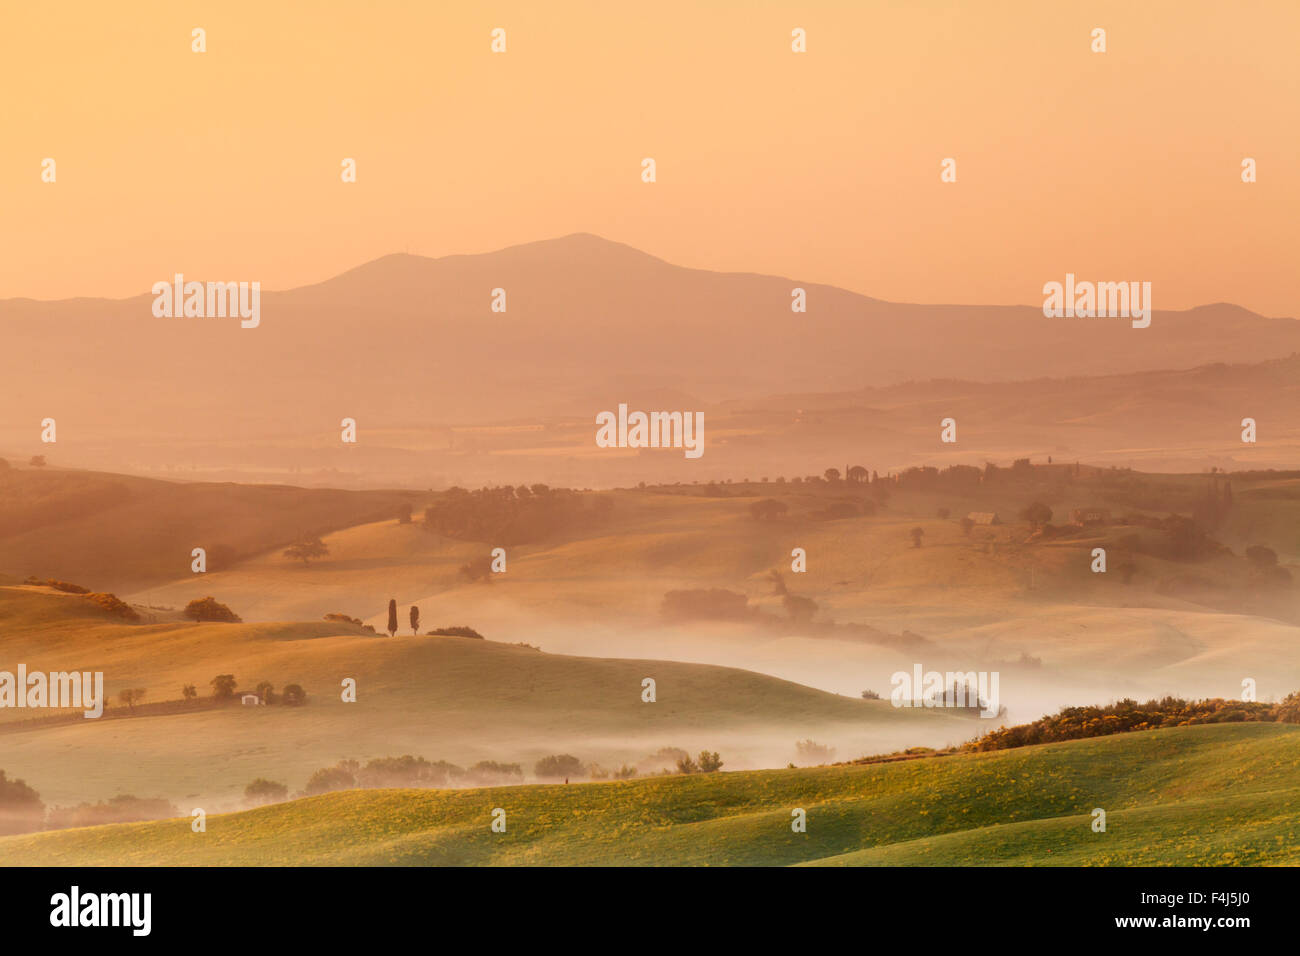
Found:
[386,599,419,636]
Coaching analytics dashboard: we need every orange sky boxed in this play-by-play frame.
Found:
[2,0,1297,314]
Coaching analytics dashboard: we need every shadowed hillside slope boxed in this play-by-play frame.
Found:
[0,467,418,592]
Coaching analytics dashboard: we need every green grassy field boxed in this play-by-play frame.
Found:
[5,723,1297,866]
[4,467,1299,863]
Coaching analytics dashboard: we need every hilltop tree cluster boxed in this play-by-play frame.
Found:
[423,485,612,544]
[657,585,931,651]
[324,612,377,634]
[23,577,88,594]
[0,775,179,835]
[21,578,142,623]
[426,625,485,639]
[283,535,329,566]
[970,694,1300,752]
[184,596,242,623]
[0,770,44,835]
[674,751,724,774]
[299,755,524,795]
[1106,514,1226,562]
[207,674,306,705]
[47,795,177,829]
[84,592,141,622]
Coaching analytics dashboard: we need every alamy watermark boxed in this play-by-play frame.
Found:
[890,664,1001,718]
[1042,273,1151,328]
[595,403,704,459]
[50,886,150,935]
[0,665,104,718]
[152,274,260,328]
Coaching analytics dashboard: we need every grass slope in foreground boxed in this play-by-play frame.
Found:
[4,723,1299,866]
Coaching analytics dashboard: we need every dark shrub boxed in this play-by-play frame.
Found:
[184,596,241,623]
[0,770,44,835]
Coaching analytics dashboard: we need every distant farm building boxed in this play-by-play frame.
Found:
[967,512,1001,525]
[240,694,262,706]
[1070,507,1111,526]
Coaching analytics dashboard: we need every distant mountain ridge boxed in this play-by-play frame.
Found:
[1,233,1297,448]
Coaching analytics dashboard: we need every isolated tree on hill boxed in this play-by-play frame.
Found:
[28,455,45,468]
[283,535,329,567]
[910,527,924,548]
[304,761,358,796]
[409,605,420,635]
[1020,502,1053,528]
[847,465,868,484]
[459,556,493,582]
[387,599,398,637]
[1245,545,1278,569]
[181,684,197,702]
[697,751,723,773]
[244,779,289,807]
[210,674,237,699]
[749,498,788,521]
[534,754,583,780]
[255,681,275,705]
[824,468,841,483]
[184,596,241,623]
[281,684,307,706]
[1276,692,1300,724]
[118,688,146,711]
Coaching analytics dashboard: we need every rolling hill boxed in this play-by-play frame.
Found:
[4,723,1296,866]
[0,466,419,592]
[0,585,976,806]
[4,458,1298,726]
[112,466,1300,723]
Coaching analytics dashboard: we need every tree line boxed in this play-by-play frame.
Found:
[423,484,613,544]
